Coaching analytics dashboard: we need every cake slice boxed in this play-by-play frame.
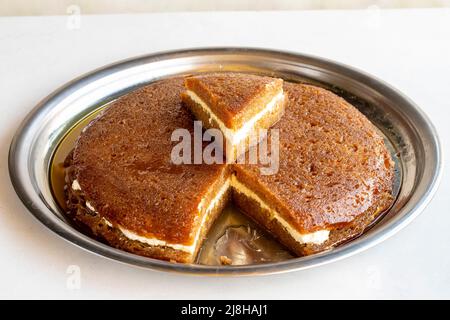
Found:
[232,83,395,256]
[181,73,285,161]
[65,78,231,263]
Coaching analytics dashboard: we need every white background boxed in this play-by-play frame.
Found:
[2,0,449,16]
[0,9,449,299]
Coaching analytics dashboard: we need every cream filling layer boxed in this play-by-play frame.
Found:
[72,179,81,191]
[230,176,330,245]
[73,179,230,254]
[186,89,284,145]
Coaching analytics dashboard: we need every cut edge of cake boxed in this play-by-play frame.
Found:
[66,164,231,263]
[230,173,394,256]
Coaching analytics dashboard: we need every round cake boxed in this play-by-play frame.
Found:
[65,75,394,263]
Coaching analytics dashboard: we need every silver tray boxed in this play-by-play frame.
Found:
[8,48,442,275]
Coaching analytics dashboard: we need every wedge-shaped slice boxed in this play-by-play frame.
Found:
[232,83,395,256]
[181,72,285,161]
[65,79,230,263]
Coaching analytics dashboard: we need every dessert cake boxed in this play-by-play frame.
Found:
[65,78,230,263]
[65,74,394,264]
[232,83,394,255]
[181,73,285,161]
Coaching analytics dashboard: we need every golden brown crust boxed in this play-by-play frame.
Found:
[233,82,394,233]
[184,73,283,129]
[69,78,228,245]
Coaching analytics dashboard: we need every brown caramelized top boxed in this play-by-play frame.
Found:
[72,78,227,245]
[184,73,283,130]
[233,83,394,233]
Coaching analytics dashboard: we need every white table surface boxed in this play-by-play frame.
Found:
[0,9,449,299]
